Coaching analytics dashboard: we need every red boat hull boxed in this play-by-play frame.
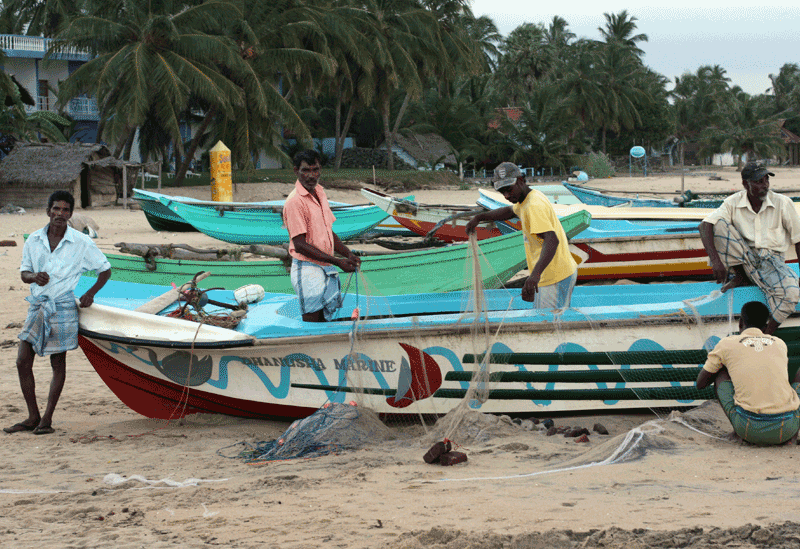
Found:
[78,336,316,420]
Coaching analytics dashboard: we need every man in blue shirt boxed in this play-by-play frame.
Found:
[4,191,111,435]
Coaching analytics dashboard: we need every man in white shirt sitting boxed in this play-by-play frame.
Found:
[699,162,800,333]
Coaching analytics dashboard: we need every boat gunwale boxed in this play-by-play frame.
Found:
[248,311,726,345]
[78,327,256,349]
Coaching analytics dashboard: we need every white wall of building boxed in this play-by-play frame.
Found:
[712,152,737,166]
[4,57,36,95]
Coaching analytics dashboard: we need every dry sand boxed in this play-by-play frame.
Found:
[3,167,800,548]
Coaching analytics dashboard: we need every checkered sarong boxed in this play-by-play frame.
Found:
[290,259,343,321]
[713,219,800,323]
[18,292,79,356]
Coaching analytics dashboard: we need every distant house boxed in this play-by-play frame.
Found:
[0,142,137,208]
[779,119,800,166]
[380,132,457,170]
[488,107,522,131]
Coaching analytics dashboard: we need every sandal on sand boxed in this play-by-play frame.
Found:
[32,425,55,435]
[3,422,37,434]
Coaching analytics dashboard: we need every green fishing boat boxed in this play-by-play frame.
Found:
[85,210,592,295]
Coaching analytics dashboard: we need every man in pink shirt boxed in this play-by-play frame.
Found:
[283,150,361,322]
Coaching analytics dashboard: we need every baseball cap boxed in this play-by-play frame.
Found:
[741,162,774,182]
[492,162,523,191]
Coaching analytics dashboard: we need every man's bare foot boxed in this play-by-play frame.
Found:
[3,418,39,433]
[721,274,752,292]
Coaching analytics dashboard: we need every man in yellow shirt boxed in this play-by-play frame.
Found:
[696,301,800,445]
[466,162,578,308]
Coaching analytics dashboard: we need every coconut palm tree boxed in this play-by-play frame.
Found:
[492,84,580,169]
[494,22,551,104]
[595,41,647,153]
[3,0,81,37]
[0,1,30,34]
[671,65,734,165]
[700,88,786,169]
[369,0,443,170]
[558,40,604,138]
[598,10,648,57]
[55,0,309,182]
[463,14,501,72]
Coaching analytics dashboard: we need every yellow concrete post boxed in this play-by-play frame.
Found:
[210,140,232,202]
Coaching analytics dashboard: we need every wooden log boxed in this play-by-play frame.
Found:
[115,242,290,262]
[351,238,447,252]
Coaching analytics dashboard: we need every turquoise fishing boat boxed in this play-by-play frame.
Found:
[131,189,322,232]
[132,189,412,235]
[158,196,390,244]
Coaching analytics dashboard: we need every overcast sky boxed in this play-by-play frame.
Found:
[470,1,798,96]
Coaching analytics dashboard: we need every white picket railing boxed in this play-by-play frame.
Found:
[0,34,87,57]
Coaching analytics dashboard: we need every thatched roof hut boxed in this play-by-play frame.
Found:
[382,133,457,169]
[0,142,138,209]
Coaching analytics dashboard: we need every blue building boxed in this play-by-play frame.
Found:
[1,34,99,143]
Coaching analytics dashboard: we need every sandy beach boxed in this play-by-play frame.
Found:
[4,167,800,548]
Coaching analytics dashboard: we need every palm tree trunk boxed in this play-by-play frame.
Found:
[113,126,133,158]
[174,107,216,186]
[601,124,607,154]
[335,102,356,171]
[95,83,122,144]
[122,129,136,161]
[383,93,411,171]
[96,116,107,145]
[381,96,393,171]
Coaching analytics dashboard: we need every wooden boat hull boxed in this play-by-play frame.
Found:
[77,279,800,419]
[362,187,590,242]
[363,187,505,242]
[89,231,529,294]
[160,196,389,244]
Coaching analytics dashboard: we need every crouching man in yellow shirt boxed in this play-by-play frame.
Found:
[697,301,800,445]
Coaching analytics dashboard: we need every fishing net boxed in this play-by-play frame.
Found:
[223,222,786,467]
[229,402,396,462]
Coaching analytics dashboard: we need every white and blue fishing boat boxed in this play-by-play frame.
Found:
[562,182,678,208]
[76,274,800,420]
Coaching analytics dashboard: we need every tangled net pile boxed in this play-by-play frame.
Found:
[229,403,396,462]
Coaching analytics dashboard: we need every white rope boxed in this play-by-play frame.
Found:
[668,416,726,441]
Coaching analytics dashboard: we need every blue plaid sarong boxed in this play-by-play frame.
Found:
[713,219,800,323]
[18,292,79,356]
[290,259,343,321]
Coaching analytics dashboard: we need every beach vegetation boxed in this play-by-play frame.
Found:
[3,1,799,178]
